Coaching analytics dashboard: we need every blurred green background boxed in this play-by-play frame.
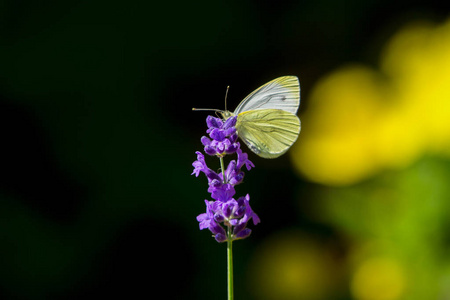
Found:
[1,0,450,299]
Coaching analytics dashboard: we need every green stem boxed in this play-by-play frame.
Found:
[221,156,233,299]
[227,227,234,300]
[220,156,226,184]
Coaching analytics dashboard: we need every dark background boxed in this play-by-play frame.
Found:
[1,1,449,299]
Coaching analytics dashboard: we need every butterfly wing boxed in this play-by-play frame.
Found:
[234,76,300,115]
[236,108,301,158]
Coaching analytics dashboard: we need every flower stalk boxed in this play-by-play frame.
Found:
[220,156,226,184]
[227,230,233,300]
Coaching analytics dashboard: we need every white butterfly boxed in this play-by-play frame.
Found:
[196,76,301,158]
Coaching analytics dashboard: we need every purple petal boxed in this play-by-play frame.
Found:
[201,136,211,146]
[215,233,227,243]
[234,205,246,218]
[197,200,215,229]
[244,194,260,225]
[214,213,225,223]
[234,228,251,240]
[224,127,236,137]
[192,161,203,177]
[230,133,238,143]
[236,148,254,171]
[203,169,221,183]
[216,141,225,153]
[204,145,217,156]
[225,142,238,154]
[197,213,209,229]
[223,116,237,129]
[232,222,246,235]
[210,128,226,142]
[210,183,235,202]
[251,212,261,225]
[206,116,223,129]
[210,221,226,237]
[245,159,255,171]
[192,151,207,177]
[224,160,237,182]
[223,202,234,219]
[229,171,244,185]
[222,138,231,150]
[229,218,239,226]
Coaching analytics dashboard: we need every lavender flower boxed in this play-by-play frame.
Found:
[193,115,259,242]
[201,116,240,156]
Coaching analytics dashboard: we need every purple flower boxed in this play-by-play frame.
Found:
[193,115,260,243]
[239,194,260,225]
[224,160,245,185]
[209,182,236,202]
[191,152,221,182]
[196,195,259,242]
[236,148,255,171]
[196,200,215,230]
[206,116,223,131]
[202,116,240,156]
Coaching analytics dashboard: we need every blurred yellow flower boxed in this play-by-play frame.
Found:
[247,231,341,300]
[351,257,406,300]
[292,18,450,186]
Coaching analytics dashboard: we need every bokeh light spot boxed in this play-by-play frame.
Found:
[351,257,406,300]
[248,231,340,300]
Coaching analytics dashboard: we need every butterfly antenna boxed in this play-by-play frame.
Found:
[192,85,230,114]
[224,85,230,111]
[192,108,222,112]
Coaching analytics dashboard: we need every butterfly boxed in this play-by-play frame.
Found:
[195,76,301,159]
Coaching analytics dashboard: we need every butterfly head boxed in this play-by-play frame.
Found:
[218,110,235,120]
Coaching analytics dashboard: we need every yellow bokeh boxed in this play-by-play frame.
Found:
[292,66,387,185]
[247,231,340,300]
[351,257,406,300]
[292,18,450,185]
